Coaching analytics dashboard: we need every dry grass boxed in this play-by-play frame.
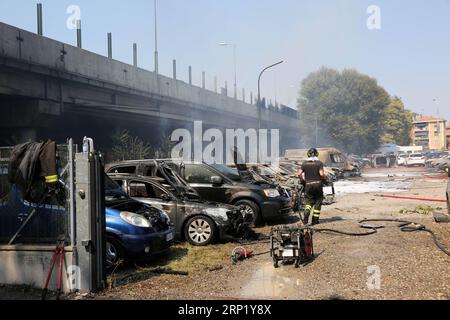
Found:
[153,242,237,273]
[399,205,443,215]
[109,242,238,288]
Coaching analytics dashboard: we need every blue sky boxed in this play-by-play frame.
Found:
[1,0,449,120]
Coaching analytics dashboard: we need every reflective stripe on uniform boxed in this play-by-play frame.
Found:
[305,205,313,211]
[45,175,58,183]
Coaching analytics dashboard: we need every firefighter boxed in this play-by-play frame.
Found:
[297,148,327,225]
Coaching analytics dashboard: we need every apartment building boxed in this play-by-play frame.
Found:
[411,116,447,151]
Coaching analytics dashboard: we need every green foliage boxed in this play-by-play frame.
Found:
[381,97,413,146]
[111,130,153,161]
[298,67,390,154]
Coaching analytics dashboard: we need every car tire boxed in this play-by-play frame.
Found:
[235,199,262,226]
[106,236,125,271]
[184,216,217,246]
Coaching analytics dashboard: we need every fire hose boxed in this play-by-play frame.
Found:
[313,218,450,256]
[374,194,447,203]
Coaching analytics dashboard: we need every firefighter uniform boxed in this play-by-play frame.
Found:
[300,159,325,225]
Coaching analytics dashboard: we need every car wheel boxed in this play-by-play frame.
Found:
[235,199,262,226]
[106,237,125,271]
[184,216,217,246]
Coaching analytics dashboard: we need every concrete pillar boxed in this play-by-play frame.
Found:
[250,92,253,105]
[202,72,206,89]
[242,88,246,102]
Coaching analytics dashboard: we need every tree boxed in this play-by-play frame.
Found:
[381,97,412,146]
[110,130,153,161]
[298,67,390,154]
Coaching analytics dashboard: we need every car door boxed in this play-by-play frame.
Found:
[183,164,229,203]
[127,179,180,232]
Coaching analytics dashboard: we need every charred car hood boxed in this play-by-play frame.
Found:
[104,175,170,230]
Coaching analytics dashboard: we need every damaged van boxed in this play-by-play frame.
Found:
[108,173,253,246]
[285,148,361,178]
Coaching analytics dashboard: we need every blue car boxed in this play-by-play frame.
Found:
[104,176,174,268]
[0,178,175,269]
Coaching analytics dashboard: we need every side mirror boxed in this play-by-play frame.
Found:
[210,176,223,186]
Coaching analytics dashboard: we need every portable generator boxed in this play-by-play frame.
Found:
[270,226,314,268]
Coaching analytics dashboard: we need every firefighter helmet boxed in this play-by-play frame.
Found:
[307,148,319,158]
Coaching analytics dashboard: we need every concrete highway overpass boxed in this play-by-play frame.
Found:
[0,22,300,153]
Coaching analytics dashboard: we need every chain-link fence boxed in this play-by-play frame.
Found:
[0,144,72,245]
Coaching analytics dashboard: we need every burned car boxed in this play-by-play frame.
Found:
[104,175,174,268]
[108,173,252,246]
[106,160,292,226]
[285,148,361,178]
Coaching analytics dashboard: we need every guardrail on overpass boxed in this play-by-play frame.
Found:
[0,22,299,130]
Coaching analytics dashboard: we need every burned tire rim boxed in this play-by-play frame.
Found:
[241,205,255,216]
[188,218,213,245]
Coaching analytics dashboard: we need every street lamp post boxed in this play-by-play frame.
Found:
[257,61,284,129]
[154,0,159,73]
[219,43,237,99]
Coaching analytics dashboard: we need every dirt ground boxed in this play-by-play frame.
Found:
[2,167,450,300]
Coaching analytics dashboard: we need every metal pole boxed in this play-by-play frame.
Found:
[202,72,206,89]
[233,44,237,99]
[257,60,284,129]
[133,43,138,67]
[188,66,192,85]
[76,20,82,48]
[173,59,177,79]
[154,0,159,73]
[37,3,43,36]
[107,33,112,59]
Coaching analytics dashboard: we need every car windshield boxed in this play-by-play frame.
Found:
[210,164,241,181]
[104,174,129,200]
[411,154,423,157]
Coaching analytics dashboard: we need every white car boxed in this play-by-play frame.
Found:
[397,154,409,166]
[406,153,425,167]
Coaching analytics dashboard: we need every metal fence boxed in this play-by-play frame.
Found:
[0,143,73,245]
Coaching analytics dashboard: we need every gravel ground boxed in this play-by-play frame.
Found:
[2,167,449,300]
